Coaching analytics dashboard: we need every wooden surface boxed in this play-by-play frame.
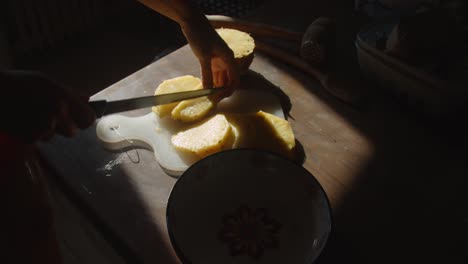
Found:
[38,1,468,263]
[48,176,127,264]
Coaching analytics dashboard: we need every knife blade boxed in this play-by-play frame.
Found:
[89,87,225,118]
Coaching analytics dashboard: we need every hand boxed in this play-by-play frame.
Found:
[0,71,96,143]
[180,16,240,97]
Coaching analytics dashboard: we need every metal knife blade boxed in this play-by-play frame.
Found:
[89,87,225,118]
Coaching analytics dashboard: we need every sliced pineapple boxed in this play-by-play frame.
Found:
[255,111,295,151]
[170,110,296,161]
[152,75,202,117]
[171,114,232,158]
[216,28,255,59]
[171,96,215,122]
[227,121,240,148]
[225,111,296,159]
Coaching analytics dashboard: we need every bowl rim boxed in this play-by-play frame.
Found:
[166,148,333,264]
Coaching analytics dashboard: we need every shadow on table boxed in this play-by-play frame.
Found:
[241,70,293,118]
[265,57,468,264]
[241,70,306,165]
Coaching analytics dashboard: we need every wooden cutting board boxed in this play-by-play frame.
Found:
[96,89,285,177]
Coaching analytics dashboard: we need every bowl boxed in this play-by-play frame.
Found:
[166,149,332,264]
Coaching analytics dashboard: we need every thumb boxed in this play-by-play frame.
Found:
[79,94,90,102]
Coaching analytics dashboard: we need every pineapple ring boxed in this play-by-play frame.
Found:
[152,75,202,117]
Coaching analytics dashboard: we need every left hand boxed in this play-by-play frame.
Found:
[180,16,240,97]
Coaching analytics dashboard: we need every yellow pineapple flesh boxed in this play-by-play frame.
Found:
[152,75,202,117]
[255,110,295,151]
[224,111,296,159]
[171,96,215,122]
[169,108,296,161]
[216,28,255,74]
[171,114,233,158]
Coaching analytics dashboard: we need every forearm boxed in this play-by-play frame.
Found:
[136,0,239,91]
[136,0,205,28]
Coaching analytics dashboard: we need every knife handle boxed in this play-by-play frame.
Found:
[88,100,107,118]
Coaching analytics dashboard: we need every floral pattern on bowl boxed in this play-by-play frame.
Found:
[219,205,281,259]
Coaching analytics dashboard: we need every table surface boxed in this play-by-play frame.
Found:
[38,1,468,263]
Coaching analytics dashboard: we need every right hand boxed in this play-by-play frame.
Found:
[0,71,96,143]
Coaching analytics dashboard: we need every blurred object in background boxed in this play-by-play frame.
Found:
[377,0,439,9]
[0,0,170,95]
[385,7,462,67]
[355,0,468,118]
[354,0,440,19]
[379,0,467,83]
[0,22,11,70]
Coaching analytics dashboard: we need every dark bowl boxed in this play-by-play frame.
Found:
[166,149,332,264]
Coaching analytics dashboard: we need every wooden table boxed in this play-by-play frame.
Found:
[38,1,468,263]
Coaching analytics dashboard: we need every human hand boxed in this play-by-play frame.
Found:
[180,16,240,97]
[0,71,96,143]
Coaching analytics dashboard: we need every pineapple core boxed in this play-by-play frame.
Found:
[171,96,215,122]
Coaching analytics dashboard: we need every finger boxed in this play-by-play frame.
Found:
[200,59,213,89]
[213,71,221,87]
[27,103,61,142]
[58,120,77,137]
[219,71,228,87]
[220,52,240,87]
[79,94,96,125]
[216,83,234,100]
[79,94,90,103]
[39,118,57,141]
[56,103,77,137]
[225,73,238,98]
[69,93,96,129]
[226,67,234,86]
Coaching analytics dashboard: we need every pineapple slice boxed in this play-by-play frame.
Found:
[170,111,296,161]
[216,28,255,74]
[171,96,215,122]
[255,111,295,151]
[171,114,232,158]
[225,111,296,159]
[152,75,202,117]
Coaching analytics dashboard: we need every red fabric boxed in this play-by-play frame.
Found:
[0,132,28,163]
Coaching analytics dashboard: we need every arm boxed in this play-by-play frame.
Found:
[0,70,96,262]
[137,0,240,94]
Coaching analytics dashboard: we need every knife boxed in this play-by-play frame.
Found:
[89,87,225,118]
